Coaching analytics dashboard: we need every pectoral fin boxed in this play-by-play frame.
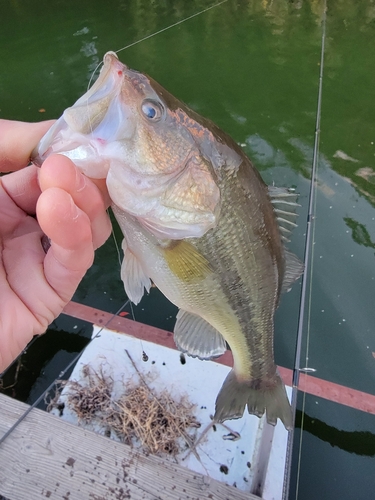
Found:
[163,240,212,282]
[120,238,151,305]
[174,310,227,360]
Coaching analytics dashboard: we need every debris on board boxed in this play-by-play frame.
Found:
[48,361,200,457]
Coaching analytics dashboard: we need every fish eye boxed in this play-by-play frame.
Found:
[141,100,163,121]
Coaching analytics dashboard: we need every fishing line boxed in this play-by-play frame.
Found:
[110,213,123,268]
[87,60,103,93]
[283,1,327,498]
[0,299,130,447]
[84,0,228,103]
[129,300,136,322]
[114,0,228,55]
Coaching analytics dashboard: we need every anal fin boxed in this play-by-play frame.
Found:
[174,309,227,360]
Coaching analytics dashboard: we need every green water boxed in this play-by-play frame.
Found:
[1,1,375,498]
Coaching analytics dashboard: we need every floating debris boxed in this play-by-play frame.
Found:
[355,167,375,184]
[333,150,359,162]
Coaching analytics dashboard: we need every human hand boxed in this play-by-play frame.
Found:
[0,120,112,372]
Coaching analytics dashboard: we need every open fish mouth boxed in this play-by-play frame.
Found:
[32,51,136,179]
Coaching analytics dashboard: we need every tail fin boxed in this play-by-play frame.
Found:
[214,369,292,431]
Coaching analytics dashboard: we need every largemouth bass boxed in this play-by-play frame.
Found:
[33,52,303,430]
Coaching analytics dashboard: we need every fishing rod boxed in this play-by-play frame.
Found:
[282,1,327,498]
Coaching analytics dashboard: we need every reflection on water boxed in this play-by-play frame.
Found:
[296,410,375,457]
[344,218,375,250]
[0,326,90,406]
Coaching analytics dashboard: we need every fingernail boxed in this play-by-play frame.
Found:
[75,169,86,192]
[69,195,80,220]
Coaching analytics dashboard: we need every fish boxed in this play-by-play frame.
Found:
[33,51,303,430]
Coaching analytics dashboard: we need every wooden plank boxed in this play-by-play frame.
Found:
[298,372,375,415]
[0,394,257,500]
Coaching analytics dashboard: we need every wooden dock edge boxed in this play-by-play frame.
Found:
[0,393,258,500]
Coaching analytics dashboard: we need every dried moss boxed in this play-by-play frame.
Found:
[107,385,200,455]
[49,363,200,457]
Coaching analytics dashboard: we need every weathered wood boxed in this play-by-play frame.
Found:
[0,393,258,500]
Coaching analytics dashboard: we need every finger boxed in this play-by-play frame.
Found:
[0,164,41,214]
[2,222,55,322]
[1,226,55,369]
[39,155,112,249]
[0,120,55,172]
[36,187,95,302]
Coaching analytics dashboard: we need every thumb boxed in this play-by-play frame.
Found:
[0,119,55,172]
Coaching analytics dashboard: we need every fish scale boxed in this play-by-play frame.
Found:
[196,165,280,381]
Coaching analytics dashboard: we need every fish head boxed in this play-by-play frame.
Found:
[32,51,235,239]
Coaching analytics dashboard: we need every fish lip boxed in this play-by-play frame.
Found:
[82,51,126,102]
[103,50,118,62]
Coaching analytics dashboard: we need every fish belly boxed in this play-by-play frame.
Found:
[112,205,242,333]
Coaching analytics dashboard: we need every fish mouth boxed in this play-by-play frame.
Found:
[32,51,136,179]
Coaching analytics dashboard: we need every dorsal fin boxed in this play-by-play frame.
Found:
[268,186,300,242]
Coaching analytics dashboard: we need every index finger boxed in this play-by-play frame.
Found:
[0,119,55,173]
